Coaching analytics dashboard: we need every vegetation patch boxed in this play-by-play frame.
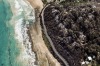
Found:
[42,3,100,66]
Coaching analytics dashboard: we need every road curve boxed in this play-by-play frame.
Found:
[40,4,69,66]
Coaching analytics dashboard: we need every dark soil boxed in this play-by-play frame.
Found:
[41,3,100,66]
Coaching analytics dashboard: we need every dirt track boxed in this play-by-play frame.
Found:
[27,0,61,66]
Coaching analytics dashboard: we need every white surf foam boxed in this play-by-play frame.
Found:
[9,0,37,66]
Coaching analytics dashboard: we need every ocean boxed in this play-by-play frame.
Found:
[0,0,36,66]
[0,0,21,66]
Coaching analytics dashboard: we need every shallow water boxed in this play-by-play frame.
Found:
[0,0,21,66]
[0,0,37,66]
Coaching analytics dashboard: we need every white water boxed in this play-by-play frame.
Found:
[8,0,37,66]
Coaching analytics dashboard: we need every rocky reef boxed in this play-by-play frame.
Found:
[42,3,100,66]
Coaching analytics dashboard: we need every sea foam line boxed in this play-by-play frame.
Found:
[10,0,37,66]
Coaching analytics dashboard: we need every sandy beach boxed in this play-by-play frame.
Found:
[27,0,61,66]
[7,0,61,66]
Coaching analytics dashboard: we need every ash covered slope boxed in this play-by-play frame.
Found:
[43,3,100,66]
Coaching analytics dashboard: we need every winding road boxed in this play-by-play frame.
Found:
[40,4,69,66]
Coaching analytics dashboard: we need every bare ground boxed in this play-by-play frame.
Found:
[27,0,61,66]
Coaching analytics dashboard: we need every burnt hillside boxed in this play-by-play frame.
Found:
[42,3,100,66]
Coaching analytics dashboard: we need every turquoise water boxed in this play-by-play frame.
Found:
[0,0,20,66]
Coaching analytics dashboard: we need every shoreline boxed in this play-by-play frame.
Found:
[27,25,38,65]
[8,0,37,66]
[27,0,62,66]
[7,0,62,66]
